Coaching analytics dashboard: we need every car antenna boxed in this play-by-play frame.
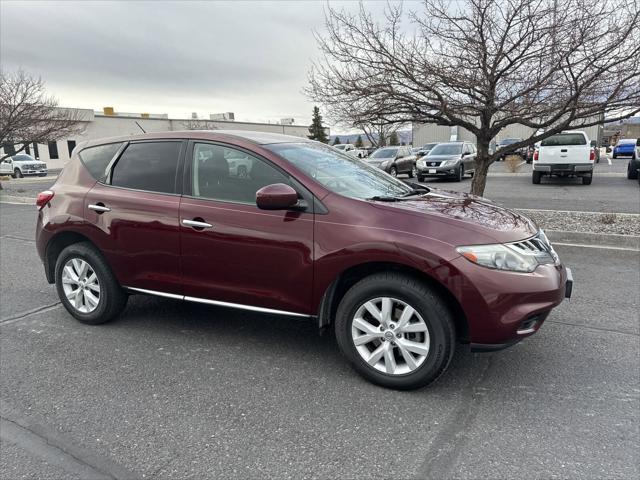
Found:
[135,121,146,133]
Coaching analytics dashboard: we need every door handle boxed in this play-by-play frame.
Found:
[88,204,111,213]
[182,219,213,229]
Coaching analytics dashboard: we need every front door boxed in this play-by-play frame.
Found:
[179,141,314,315]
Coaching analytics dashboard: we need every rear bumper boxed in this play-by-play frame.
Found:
[533,163,593,173]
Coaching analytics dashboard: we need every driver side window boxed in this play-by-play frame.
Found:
[191,143,291,204]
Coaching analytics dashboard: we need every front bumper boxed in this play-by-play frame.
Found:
[533,163,593,174]
[22,169,48,175]
[417,164,458,176]
[439,255,572,348]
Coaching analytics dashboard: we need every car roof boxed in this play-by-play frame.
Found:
[79,130,314,150]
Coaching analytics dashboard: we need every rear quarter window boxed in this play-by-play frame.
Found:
[541,134,587,146]
[79,143,123,181]
[110,141,181,194]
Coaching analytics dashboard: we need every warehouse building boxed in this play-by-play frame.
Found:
[412,118,603,149]
[1,107,327,170]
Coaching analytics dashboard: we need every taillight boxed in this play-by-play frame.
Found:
[36,190,55,210]
[589,149,595,161]
[533,150,539,161]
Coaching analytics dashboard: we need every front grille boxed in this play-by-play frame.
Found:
[509,231,558,264]
[427,161,442,166]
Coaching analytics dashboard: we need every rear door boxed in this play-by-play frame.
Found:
[539,133,590,164]
[179,141,314,315]
[84,140,185,294]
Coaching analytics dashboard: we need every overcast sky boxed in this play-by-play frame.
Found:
[0,1,409,129]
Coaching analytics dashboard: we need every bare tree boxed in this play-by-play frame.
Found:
[0,70,84,162]
[308,0,640,195]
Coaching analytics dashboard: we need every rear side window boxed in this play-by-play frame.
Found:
[79,143,122,181]
[541,133,587,146]
[111,142,181,194]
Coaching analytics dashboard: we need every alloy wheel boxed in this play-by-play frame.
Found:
[61,258,101,313]
[351,297,430,375]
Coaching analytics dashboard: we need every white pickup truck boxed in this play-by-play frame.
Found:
[532,131,594,185]
[334,144,367,158]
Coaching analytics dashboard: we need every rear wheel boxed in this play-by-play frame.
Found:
[582,174,593,185]
[532,171,542,184]
[613,153,617,159]
[409,164,417,178]
[627,160,639,179]
[334,273,456,390]
[55,242,127,325]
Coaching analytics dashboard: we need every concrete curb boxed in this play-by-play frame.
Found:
[546,230,640,250]
[0,195,36,205]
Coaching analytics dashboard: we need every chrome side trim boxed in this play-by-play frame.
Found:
[184,296,311,318]
[125,287,183,300]
[516,326,536,335]
[124,287,311,318]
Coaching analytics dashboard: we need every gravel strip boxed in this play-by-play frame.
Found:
[517,209,640,236]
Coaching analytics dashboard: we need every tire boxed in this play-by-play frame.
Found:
[55,242,127,325]
[409,164,417,178]
[334,272,456,390]
[627,161,639,179]
[454,164,463,182]
[582,175,593,185]
[389,166,397,177]
[613,153,617,159]
[14,168,23,178]
[532,170,542,184]
[417,175,425,182]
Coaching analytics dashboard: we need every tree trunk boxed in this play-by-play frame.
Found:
[470,138,492,197]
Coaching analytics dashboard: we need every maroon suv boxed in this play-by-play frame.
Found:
[36,131,572,390]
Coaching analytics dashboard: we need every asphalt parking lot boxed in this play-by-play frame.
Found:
[1,199,638,478]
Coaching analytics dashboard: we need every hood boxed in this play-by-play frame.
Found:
[369,188,538,244]
[367,156,393,163]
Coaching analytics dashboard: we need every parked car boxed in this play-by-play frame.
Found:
[415,142,440,159]
[0,154,48,178]
[496,138,527,160]
[628,144,640,180]
[613,138,639,159]
[36,131,572,390]
[334,143,367,158]
[365,146,416,177]
[416,142,476,182]
[532,131,594,185]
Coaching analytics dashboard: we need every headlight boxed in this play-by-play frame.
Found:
[380,160,390,168]
[456,244,539,273]
[417,159,425,167]
[441,158,457,167]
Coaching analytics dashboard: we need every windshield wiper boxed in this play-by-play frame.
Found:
[399,186,430,197]
[366,195,400,202]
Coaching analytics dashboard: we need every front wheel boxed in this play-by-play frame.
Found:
[417,175,425,182]
[14,168,23,178]
[334,273,456,390]
[454,164,464,182]
[55,242,128,325]
[389,166,397,177]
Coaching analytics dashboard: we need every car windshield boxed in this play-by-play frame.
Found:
[541,133,587,146]
[370,147,398,159]
[422,143,438,150]
[13,154,35,161]
[618,139,636,145]
[429,144,462,155]
[265,142,414,200]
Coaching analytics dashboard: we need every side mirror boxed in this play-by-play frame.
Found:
[256,183,299,210]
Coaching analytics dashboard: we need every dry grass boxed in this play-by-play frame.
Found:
[600,212,617,225]
[0,175,11,181]
[504,154,523,173]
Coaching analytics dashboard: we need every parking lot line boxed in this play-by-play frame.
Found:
[553,241,639,251]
